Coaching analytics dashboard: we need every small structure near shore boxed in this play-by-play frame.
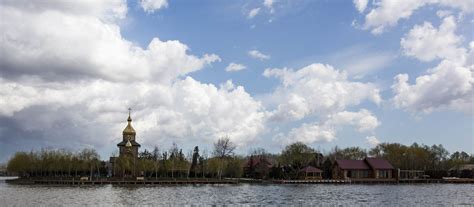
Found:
[449,164,474,178]
[299,166,322,180]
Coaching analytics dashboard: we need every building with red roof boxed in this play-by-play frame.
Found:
[299,166,323,180]
[332,157,395,180]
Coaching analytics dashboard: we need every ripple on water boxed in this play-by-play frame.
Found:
[0,183,473,206]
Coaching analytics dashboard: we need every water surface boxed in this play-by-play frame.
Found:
[0,178,472,206]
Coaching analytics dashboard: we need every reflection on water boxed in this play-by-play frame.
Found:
[0,182,472,205]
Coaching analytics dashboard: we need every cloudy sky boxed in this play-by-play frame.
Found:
[0,0,473,162]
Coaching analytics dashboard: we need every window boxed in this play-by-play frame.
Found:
[379,170,389,178]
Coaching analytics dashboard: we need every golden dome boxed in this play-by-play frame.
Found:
[122,112,136,134]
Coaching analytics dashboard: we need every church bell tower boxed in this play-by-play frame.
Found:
[117,108,141,158]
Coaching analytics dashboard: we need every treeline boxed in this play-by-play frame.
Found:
[7,138,474,179]
[7,148,102,178]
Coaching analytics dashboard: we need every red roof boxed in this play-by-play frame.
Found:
[365,158,394,170]
[336,160,370,170]
[300,166,322,173]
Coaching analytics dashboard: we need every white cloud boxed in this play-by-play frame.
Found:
[0,0,128,21]
[275,109,380,145]
[401,16,466,63]
[327,109,380,133]
[263,64,381,121]
[248,50,270,60]
[248,7,261,19]
[360,0,474,34]
[353,0,368,13]
[393,16,473,114]
[0,76,267,148]
[225,62,247,72]
[283,123,336,144]
[391,60,473,114]
[0,1,220,83]
[0,0,265,159]
[366,136,381,146]
[139,0,168,13]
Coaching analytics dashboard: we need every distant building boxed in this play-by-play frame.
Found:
[117,110,141,158]
[299,166,323,180]
[449,164,474,178]
[109,110,141,177]
[332,157,395,179]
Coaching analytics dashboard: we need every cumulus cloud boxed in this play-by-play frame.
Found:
[275,109,380,145]
[248,50,270,60]
[263,64,381,121]
[327,109,380,133]
[248,8,261,19]
[353,0,368,13]
[0,0,265,161]
[391,60,473,114]
[0,2,220,83]
[393,16,473,114]
[225,62,247,72]
[359,0,474,34]
[139,0,168,13]
[401,16,466,63]
[0,76,267,157]
[0,0,128,21]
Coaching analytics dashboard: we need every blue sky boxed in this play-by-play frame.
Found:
[0,0,472,161]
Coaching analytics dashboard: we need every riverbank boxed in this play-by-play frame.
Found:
[6,177,474,185]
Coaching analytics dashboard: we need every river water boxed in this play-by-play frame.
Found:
[0,178,472,206]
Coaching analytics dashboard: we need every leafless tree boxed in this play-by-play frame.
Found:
[213,136,236,158]
[213,136,236,179]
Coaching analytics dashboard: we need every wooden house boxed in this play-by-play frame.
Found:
[332,157,395,180]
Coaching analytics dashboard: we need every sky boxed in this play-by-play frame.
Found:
[0,0,473,162]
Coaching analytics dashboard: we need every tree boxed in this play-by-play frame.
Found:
[7,152,31,177]
[152,146,161,179]
[169,142,179,178]
[245,148,271,179]
[189,146,200,178]
[200,149,209,178]
[213,136,236,179]
[279,142,317,179]
[213,136,236,158]
[321,158,333,179]
[224,156,244,178]
[329,147,367,160]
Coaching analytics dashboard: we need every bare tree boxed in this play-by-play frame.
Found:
[152,146,160,179]
[213,136,236,179]
[213,136,236,158]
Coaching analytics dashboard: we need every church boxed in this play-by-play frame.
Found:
[116,110,141,158]
[108,109,141,177]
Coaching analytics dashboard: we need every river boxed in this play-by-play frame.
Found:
[0,178,472,206]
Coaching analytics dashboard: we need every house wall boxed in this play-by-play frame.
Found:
[375,170,393,178]
[332,165,372,179]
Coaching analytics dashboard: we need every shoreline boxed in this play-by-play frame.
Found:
[5,178,474,185]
